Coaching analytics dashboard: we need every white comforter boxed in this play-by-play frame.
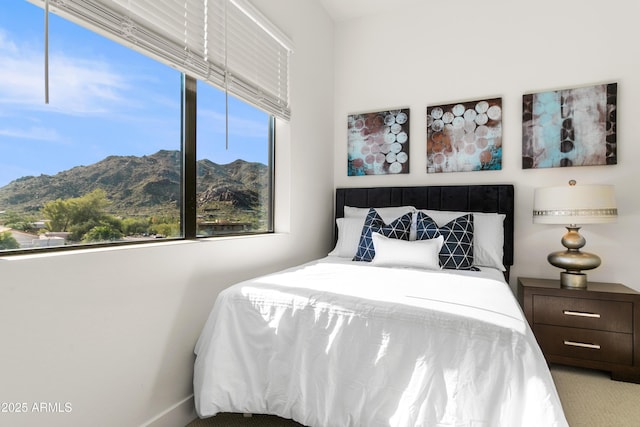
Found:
[194,257,568,427]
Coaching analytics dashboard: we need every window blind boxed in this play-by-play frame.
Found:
[28,0,293,120]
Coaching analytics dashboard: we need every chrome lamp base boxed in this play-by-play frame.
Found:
[548,226,601,289]
[560,271,588,289]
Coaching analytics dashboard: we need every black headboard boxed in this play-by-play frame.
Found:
[335,185,515,274]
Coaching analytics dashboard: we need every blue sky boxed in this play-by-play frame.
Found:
[0,1,269,188]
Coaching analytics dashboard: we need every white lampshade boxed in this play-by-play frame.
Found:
[533,181,617,225]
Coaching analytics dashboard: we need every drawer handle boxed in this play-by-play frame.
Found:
[563,310,601,318]
[563,340,601,350]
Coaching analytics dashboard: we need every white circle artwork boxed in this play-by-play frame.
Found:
[427,99,502,173]
[452,116,465,129]
[348,109,410,175]
[464,109,477,122]
[475,101,489,113]
[389,162,402,173]
[384,114,395,126]
[386,152,397,163]
[487,105,502,121]
[384,132,396,144]
[475,113,488,125]
[452,104,465,116]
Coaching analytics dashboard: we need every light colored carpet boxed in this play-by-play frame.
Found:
[549,364,640,427]
[187,364,640,426]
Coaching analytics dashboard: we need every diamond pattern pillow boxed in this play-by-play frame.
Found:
[416,211,478,270]
[353,208,412,262]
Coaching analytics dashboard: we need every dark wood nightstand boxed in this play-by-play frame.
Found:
[518,277,640,383]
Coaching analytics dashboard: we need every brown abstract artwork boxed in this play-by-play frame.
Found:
[522,83,617,169]
[348,109,410,176]
[426,98,502,173]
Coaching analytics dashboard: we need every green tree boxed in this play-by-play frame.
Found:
[149,222,180,237]
[41,198,73,231]
[2,210,37,233]
[149,215,180,237]
[42,189,112,232]
[41,189,125,242]
[0,231,20,250]
[82,225,123,243]
[70,188,111,226]
[1,211,28,226]
[122,217,151,236]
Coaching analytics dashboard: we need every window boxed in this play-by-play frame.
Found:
[196,82,274,236]
[0,0,288,254]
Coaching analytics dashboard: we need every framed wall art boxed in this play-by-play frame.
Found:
[347,108,410,176]
[426,98,502,173]
[522,82,617,169]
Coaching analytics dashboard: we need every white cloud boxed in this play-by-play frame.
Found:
[0,126,61,142]
[0,29,18,53]
[0,32,130,116]
[198,108,267,139]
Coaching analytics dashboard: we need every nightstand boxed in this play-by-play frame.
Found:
[518,277,640,383]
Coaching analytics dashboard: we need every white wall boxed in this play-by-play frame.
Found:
[0,1,334,426]
[332,0,640,291]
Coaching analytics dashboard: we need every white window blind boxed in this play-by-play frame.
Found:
[28,0,293,120]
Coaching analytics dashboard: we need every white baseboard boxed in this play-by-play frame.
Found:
[142,394,196,427]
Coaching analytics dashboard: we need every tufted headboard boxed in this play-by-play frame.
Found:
[335,185,515,278]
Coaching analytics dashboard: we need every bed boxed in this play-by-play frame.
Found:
[193,185,568,427]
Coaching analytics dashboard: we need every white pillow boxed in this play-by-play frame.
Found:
[329,206,417,257]
[328,217,367,258]
[344,205,415,223]
[417,210,506,271]
[371,233,443,270]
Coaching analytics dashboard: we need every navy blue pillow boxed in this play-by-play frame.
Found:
[416,211,478,270]
[353,208,412,262]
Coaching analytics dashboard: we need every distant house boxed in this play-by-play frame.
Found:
[32,234,66,248]
[198,221,250,236]
[32,220,49,229]
[1,229,67,249]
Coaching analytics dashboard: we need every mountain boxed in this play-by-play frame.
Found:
[0,150,268,217]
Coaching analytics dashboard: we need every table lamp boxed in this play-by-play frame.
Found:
[533,180,617,288]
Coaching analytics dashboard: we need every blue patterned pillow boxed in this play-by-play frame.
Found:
[353,208,412,262]
[416,211,478,270]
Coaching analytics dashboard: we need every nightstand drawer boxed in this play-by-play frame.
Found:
[533,295,633,333]
[534,324,633,365]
